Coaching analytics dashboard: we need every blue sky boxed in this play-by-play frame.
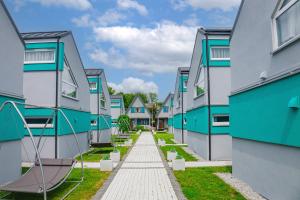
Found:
[5,0,240,100]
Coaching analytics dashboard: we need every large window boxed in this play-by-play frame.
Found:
[210,47,230,60]
[24,49,55,64]
[62,60,78,99]
[25,117,54,128]
[212,115,230,127]
[274,0,300,48]
[100,94,106,109]
[195,68,205,97]
[89,82,97,90]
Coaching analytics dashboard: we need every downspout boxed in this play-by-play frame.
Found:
[181,74,184,144]
[97,74,100,143]
[205,33,212,161]
[55,37,61,159]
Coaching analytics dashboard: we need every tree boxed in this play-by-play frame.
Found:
[117,115,130,133]
[108,87,116,95]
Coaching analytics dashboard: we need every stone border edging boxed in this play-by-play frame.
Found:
[91,135,139,200]
[155,135,187,200]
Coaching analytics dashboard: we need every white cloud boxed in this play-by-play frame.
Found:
[171,0,241,11]
[109,77,158,94]
[90,21,196,74]
[20,0,92,10]
[183,14,200,26]
[117,0,148,16]
[72,14,93,27]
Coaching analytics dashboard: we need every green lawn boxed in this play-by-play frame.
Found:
[160,145,198,161]
[77,146,128,162]
[154,133,175,144]
[130,133,139,143]
[0,169,110,200]
[174,167,246,200]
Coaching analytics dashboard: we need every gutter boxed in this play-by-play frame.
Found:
[181,74,184,143]
[55,37,61,159]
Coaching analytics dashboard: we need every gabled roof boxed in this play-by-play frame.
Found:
[21,31,70,40]
[199,28,232,36]
[0,1,24,46]
[126,95,150,115]
[156,93,174,117]
[85,69,103,76]
[178,67,190,74]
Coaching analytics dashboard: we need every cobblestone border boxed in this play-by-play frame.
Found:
[91,136,138,200]
[155,136,187,200]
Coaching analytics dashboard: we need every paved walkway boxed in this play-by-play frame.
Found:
[98,132,178,200]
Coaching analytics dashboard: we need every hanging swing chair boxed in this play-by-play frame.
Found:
[0,101,84,200]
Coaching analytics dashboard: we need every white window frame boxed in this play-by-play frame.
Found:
[62,59,78,100]
[194,67,205,98]
[89,82,97,91]
[24,49,56,64]
[183,80,188,89]
[272,0,300,51]
[212,115,230,127]
[210,46,230,61]
[111,102,121,107]
[25,117,54,128]
[91,119,97,126]
[100,94,106,109]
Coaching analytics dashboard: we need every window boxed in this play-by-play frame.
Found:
[163,106,169,113]
[25,117,53,128]
[195,68,205,97]
[100,94,106,109]
[111,101,120,107]
[212,115,230,126]
[62,60,78,99]
[183,80,188,88]
[89,83,97,90]
[24,49,55,64]
[136,107,141,113]
[210,47,230,60]
[273,0,300,48]
[91,120,97,126]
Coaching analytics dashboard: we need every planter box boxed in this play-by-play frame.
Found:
[158,139,166,146]
[172,158,185,171]
[167,151,177,161]
[100,159,113,171]
[110,151,120,162]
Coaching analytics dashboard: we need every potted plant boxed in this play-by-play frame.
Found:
[110,147,120,162]
[172,155,185,171]
[100,154,113,171]
[167,147,177,161]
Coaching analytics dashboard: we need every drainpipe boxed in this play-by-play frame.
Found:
[181,74,184,144]
[55,37,61,159]
[205,33,212,161]
[97,74,100,143]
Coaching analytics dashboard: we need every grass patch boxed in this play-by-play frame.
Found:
[174,167,246,200]
[160,145,197,161]
[77,146,128,162]
[154,133,175,144]
[130,133,139,143]
[0,169,110,200]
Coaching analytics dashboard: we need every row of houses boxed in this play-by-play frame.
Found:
[0,1,121,185]
[162,0,300,199]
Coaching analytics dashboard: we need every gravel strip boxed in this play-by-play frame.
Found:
[181,146,204,161]
[215,173,266,200]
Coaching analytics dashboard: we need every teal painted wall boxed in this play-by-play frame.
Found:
[202,39,231,67]
[179,75,188,92]
[173,113,186,130]
[91,114,112,130]
[186,105,230,135]
[230,73,300,147]
[168,117,173,126]
[111,99,122,108]
[0,96,25,142]
[24,107,91,136]
[24,42,65,71]
[88,77,102,94]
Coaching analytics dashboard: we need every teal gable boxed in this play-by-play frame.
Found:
[202,39,231,67]
[88,77,102,94]
[24,42,65,72]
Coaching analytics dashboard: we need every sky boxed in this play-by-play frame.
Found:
[5,0,241,100]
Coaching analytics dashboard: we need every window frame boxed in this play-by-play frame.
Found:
[91,119,97,126]
[100,94,106,109]
[24,49,56,64]
[212,115,230,127]
[210,46,230,61]
[272,0,300,51]
[25,117,54,128]
[89,82,97,91]
[62,58,79,100]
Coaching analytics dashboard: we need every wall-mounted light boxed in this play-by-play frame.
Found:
[259,71,268,81]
